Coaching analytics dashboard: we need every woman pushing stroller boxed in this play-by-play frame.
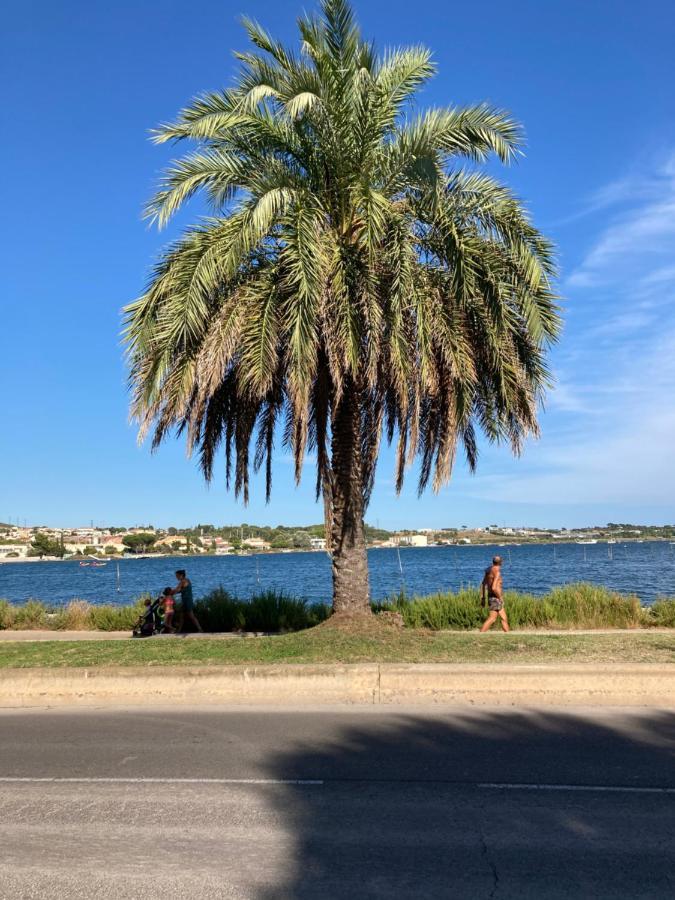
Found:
[168,569,202,633]
[132,569,202,637]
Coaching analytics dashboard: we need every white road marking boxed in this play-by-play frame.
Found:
[3,777,670,793]
[0,777,323,785]
[480,782,675,794]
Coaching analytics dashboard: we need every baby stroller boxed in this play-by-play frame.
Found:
[132,596,163,638]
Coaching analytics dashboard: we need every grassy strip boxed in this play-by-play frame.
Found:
[1,631,674,668]
[2,585,675,633]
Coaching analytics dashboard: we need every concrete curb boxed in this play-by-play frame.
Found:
[1,663,674,708]
[378,664,675,706]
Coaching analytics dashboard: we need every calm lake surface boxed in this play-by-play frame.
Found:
[2,542,674,606]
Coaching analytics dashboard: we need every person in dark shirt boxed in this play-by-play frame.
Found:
[171,569,203,633]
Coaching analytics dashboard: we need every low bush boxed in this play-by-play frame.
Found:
[376,582,645,630]
[52,600,93,631]
[307,602,332,627]
[543,583,643,629]
[0,598,15,630]
[385,588,485,630]
[649,598,675,627]
[194,589,245,632]
[194,588,329,632]
[0,583,670,633]
[12,600,48,629]
[89,601,144,631]
[244,591,329,632]
[0,590,327,634]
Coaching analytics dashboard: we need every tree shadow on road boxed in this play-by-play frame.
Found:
[255,708,675,899]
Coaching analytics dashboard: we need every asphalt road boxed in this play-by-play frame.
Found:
[0,706,674,898]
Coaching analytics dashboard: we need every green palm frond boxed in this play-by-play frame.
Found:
[125,0,560,514]
[150,90,242,144]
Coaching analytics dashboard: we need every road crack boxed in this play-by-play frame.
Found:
[477,810,499,898]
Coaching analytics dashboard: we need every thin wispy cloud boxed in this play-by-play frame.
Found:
[461,152,675,513]
[550,162,668,229]
[466,396,675,507]
[567,154,675,289]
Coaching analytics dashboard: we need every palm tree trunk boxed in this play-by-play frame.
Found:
[329,380,371,617]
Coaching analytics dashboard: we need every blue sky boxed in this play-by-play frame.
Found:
[2,0,674,530]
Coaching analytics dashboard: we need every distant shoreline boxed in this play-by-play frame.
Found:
[1,537,672,566]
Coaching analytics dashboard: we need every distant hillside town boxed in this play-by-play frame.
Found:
[0,521,673,561]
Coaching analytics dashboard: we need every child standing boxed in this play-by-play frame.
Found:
[159,587,176,633]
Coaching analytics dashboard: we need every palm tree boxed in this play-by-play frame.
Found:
[124,0,560,618]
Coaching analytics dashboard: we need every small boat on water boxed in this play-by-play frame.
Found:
[607,539,617,544]
[576,539,598,545]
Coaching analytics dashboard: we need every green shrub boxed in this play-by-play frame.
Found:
[52,600,93,631]
[89,600,145,631]
[0,583,668,633]
[0,599,15,630]
[243,590,328,632]
[376,582,647,631]
[400,589,480,630]
[544,583,643,629]
[0,590,327,634]
[194,589,245,632]
[376,588,484,630]
[193,588,329,632]
[649,598,675,627]
[498,591,547,629]
[372,591,412,620]
[306,602,331,627]
[12,600,48,629]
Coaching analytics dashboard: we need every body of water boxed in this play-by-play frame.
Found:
[1,542,674,606]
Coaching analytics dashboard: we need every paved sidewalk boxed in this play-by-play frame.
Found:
[0,631,267,642]
[1,627,674,642]
[0,631,132,642]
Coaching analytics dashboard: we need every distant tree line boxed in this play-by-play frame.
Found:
[160,522,393,546]
[28,533,65,558]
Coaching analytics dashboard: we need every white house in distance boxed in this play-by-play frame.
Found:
[101,536,127,553]
[0,543,28,559]
[310,537,327,551]
[243,537,271,551]
[397,533,428,547]
[213,537,234,555]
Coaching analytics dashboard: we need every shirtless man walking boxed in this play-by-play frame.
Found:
[480,556,510,632]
